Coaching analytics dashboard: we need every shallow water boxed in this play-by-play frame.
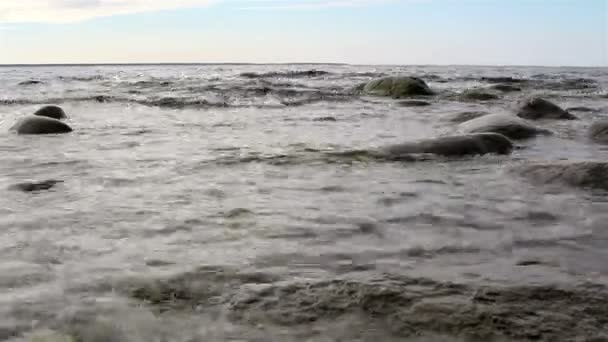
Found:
[1,64,608,341]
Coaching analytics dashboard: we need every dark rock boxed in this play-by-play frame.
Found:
[459,113,552,140]
[10,116,73,135]
[398,100,431,107]
[378,133,513,157]
[491,84,522,92]
[33,105,67,120]
[459,89,499,101]
[481,77,525,84]
[313,116,338,122]
[362,77,433,98]
[516,97,577,120]
[517,162,608,190]
[18,80,43,86]
[8,180,63,192]
[567,106,599,113]
[449,111,488,123]
[589,121,608,143]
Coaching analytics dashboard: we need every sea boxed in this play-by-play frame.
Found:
[0,64,607,341]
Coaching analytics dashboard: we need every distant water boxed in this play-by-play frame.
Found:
[0,64,607,341]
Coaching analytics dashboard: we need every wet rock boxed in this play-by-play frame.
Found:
[459,89,499,101]
[34,105,67,120]
[313,116,338,122]
[516,97,577,120]
[449,111,488,123]
[459,113,552,140]
[378,133,513,157]
[568,106,599,113]
[491,84,522,92]
[18,80,43,86]
[229,276,608,341]
[362,76,433,98]
[589,121,608,143]
[398,100,432,107]
[481,76,525,84]
[8,179,63,192]
[517,162,608,190]
[10,116,73,135]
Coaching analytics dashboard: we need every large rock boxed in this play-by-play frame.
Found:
[34,105,67,120]
[378,133,513,157]
[362,77,433,98]
[10,115,73,135]
[516,97,577,120]
[517,162,608,191]
[589,121,608,143]
[459,113,552,140]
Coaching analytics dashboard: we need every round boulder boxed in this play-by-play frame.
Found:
[362,77,433,98]
[34,105,67,120]
[589,121,608,143]
[10,115,73,135]
[459,113,552,140]
[516,97,577,120]
[378,132,513,157]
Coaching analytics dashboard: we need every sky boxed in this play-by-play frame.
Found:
[0,0,606,66]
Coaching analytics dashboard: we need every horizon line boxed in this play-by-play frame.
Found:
[0,62,605,68]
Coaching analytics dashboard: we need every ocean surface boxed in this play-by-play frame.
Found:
[0,64,607,341]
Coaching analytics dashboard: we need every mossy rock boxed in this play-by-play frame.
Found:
[362,77,433,98]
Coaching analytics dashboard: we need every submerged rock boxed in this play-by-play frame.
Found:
[8,180,62,192]
[10,115,73,135]
[459,113,552,140]
[516,97,577,120]
[313,116,338,122]
[34,105,67,120]
[491,84,522,92]
[378,133,513,157]
[398,100,432,107]
[18,80,43,86]
[517,162,608,190]
[362,77,433,98]
[481,76,525,83]
[589,121,608,143]
[459,89,499,101]
[449,111,488,123]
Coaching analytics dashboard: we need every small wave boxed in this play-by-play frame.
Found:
[58,75,104,81]
[240,70,331,79]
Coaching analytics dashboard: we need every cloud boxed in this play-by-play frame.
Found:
[0,0,219,23]
[237,0,398,10]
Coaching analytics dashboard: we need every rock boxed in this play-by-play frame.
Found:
[449,111,488,123]
[459,89,499,101]
[18,80,43,86]
[517,162,608,191]
[516,97,577,120]
[34,105,67,120]
[313,116,337,122]
[481,77,525,83]
[10,116,73,135]
[459,113,552,140]
[8,180,62,192]
[491,84,522,92]
[378,133,513,157]
[567,106,599,113]
[362,77,433,98]
[589,121,608,143]
[398,100,431,107]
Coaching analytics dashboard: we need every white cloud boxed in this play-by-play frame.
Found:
[0,0,219,23]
